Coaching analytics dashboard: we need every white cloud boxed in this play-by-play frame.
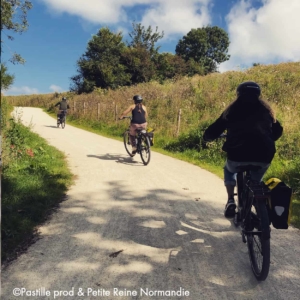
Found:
[49,84,63,92]
[40,0,212,38]
[220,0,300,72]
[3,86,39,96]
[141,0,211,38]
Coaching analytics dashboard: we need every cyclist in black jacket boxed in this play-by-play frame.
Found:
[55,97,70,121]
[55,97,70,111]
[203,81,283,218]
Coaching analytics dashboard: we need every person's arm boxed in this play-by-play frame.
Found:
[67,104,70,109]
[119,105,134,119]
[54,102,60,107]
[203,113,227,142]
[272,120,283,141]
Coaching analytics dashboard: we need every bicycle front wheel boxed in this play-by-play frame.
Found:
[246,201,270,281]
[123,131,134,157]
[139,133,151,165]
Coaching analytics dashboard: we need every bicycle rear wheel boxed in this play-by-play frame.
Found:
[246,201,270,281]
[139,133,151,165]
[61,118,65,129]
[123,131,134,157]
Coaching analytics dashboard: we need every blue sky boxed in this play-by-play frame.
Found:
[2,0,300,96]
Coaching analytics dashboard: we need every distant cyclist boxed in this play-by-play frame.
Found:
[55,97,70,121]
[119,95,148,154]
[203,81,283,218]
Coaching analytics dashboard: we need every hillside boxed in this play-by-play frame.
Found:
[6,61,300,226]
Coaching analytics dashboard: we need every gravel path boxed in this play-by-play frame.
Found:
[2,107,300,300]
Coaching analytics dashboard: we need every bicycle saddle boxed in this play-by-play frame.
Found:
[236,165,262,172]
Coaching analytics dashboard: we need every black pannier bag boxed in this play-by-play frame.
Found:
[146,128,154,146]
[265,178,293,229]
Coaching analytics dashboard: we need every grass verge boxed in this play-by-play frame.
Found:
[1,104,74,264]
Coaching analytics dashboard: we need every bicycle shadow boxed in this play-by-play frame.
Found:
[44,125,59,128]
[87,153,144,166]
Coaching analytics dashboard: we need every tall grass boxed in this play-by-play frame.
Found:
[6,61,300,227]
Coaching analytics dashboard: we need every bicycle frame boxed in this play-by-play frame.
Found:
[237,170,270,237]
[218,134,271,280]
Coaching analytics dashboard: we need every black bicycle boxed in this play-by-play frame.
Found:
[57,110,66,129]
[120,116,151,165]
[233,165,271,281]
[217,134,271,280]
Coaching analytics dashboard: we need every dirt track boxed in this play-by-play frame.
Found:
[2,107,300,300]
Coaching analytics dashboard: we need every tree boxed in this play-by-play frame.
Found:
[1,63,15,90]
[155,53,187,81]
[70,28,130,93]
[1,0,32,90]
[1,0,32,64]
[119,22,164,84]
[121,46,157,84]
[128,22,164,57]
[175,26,230,74]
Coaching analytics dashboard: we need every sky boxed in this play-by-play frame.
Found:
[2,0,300,96]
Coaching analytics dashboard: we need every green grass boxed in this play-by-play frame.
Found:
[1,103,74,263]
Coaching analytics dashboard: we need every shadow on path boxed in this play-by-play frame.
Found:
[87,153,143,166]
[44,125,59,128]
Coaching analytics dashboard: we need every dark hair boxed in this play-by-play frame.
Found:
[133,95,143,113]
[223,94,276,122]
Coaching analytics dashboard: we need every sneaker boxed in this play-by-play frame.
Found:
[132,146,137,155]
[224,198,236,218]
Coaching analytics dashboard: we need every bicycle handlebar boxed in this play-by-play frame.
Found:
[119,116,132,120]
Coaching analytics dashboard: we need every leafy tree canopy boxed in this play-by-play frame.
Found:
[1,0,32,89]
[128,22,164,56]
[70,28,130,93]
[175,26,230,73]
[1,63,15,90]
[155,53,187,82]
[1,0,32,36]
[121,45,159,84]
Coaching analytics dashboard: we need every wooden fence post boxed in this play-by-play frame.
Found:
[176,109,181,137]
[115,103,118,121]
[83,102,86,115]
[97,102,100,120]
[73,101,76,112]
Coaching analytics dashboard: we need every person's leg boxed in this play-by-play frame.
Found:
[63,110,67,121]
[129,124,137,153]
[224,160,238,218]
